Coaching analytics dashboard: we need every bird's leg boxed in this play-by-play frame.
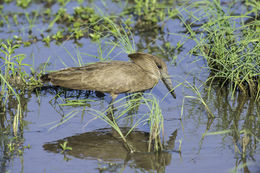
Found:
[110,93,118,104]
[106,93,118,119]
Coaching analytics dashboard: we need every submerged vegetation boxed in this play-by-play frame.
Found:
[0,0,259,172]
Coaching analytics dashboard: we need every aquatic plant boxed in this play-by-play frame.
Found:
[123,0,178,28]
[0,40,43,137]
[180,0,260,100]
[46,92,166,153]
[87,93,166,153]
[59,141,72,153]
[181,80,214,119]
[0,41,24,136]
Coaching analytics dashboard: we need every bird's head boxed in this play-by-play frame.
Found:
[128,52,176,99]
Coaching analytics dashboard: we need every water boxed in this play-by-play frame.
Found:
[0,1,259,173]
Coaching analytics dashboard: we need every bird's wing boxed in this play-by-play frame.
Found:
[45,61,158,94]
[84,62,158,94]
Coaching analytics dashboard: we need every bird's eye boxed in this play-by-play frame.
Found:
[157,64,162,69]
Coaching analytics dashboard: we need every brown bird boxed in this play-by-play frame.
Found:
[41,52,176,102]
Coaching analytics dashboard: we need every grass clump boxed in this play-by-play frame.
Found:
[0,40,42,90]
[0,40,24,136]
[103,17,136,54]
[123,0,178,31]
[0,40,43,136]
[87,93,165,153]
[180,0,260,99]
[51,93,166,153]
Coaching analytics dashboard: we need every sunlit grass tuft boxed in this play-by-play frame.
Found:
[179,0,260,100]
[181,80,214,119]
[48,92,166,153]
[103,17,136,54]
[87,93,165,152]
[0,73,22,136]
[0,40,44,136]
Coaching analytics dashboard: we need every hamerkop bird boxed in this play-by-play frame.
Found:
[41,52,176,102]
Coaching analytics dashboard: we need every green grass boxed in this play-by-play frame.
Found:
[47,92,166,153]
[0,41,24,136]
[0,40,43,136]
[59,141,72,153]
[179,0,260,100]
[103,17,136,54]
[90,93,166,152]
[0,72,21,136]
[181,80,214,119]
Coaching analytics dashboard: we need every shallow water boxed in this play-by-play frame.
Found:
[0,1,259,173]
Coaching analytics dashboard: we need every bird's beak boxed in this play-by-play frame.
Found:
[161,73,176,99]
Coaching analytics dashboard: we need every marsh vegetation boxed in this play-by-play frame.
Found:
[0,0,259,172]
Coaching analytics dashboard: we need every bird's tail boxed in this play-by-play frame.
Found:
[40,74,51,82]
